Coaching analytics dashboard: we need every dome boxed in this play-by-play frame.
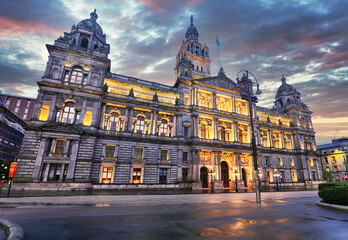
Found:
[76,9,103,35]
[276,75,300,98]
[185,15,199,41]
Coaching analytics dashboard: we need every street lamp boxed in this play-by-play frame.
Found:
[236,70,262,203]
[274,170,280,191]
[233,169,238,192]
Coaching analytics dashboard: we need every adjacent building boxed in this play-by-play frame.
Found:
[318,137,348,181]
[14,10,322,190]
[0,94,36,123]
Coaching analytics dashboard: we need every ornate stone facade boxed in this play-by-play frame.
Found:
[15,11,321,190]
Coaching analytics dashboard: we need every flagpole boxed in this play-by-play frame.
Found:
[216,36,221,69]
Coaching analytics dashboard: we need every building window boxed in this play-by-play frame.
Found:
[108,112,120,131]
[199,125,207,139]
[134,147,144,161]
[132,168,142,184]
[184,97,189,105]
[290,158,295,167]
[62,164,69,181]
[47,163,62,181]
[22,100,31,119]
[159,168,167,184]
[220,126,226,141]
[14,99,21,113]
[54,139,66,156]
[159,119,168,136]
[105,145,116,159]
[278,157,283,167]
[80,38,89,48]
[83,111,93,126]
[324,157,328,164]
[183,152,188,163]
[70,67,84,84]
[38,105,49,121]
[61,102,76,124]
[101,166,113,184]
[39,163,47,181]
[334,166,338,172]
[182,168,188,182]
[267,171,273,182]
[332,156,336,163]
[5,97,11,108]
[160,149,168,161]
[309,158,314,168]
[183,126,189,137]
[265,157,269,167]
[135,116,145,133]
[291,171,297,182]
[325,167,330,172]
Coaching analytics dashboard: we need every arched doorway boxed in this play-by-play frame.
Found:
[221,161,229,188]
[200,167,208,188]
[242,168,247,187]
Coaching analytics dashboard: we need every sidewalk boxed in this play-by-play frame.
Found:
[0,191,319,206]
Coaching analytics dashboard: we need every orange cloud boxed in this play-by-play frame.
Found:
[0,16,63,37]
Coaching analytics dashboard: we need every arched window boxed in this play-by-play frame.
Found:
[81,38,89,48]
[108,112,120,131]
[273,134,280,148]
[185,68,188,76]
[135,116,145,134]
[238,128,244,143]
[159,119,168,136]
[199,96,206,107]
[61,102,76,124]
[70,67,83,84]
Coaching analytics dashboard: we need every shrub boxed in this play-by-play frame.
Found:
[318,182,348,205]
[322,171,334,182]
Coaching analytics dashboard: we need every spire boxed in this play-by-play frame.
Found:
[218,65,225,76]
[281,75,286,85]
[185,14,199,41]
[90,9,98,21]
[190,14,194,24]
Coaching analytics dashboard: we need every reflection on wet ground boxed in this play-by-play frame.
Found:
[1,195,348,239]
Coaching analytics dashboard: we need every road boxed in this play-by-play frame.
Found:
[0,191,347,240]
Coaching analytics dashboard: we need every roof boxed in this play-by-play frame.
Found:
[317,142,340,150]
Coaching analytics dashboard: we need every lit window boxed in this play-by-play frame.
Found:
[83,111,93,126]
[160,149,168,161]
[5,97,11,107]
[14,99,21,113]
[108,112,119,131]
[159,119,168,136]
[134,147,143,161]
[325,167,330,172]
[278,157,283,167]
[292,171,298,182]
[200,125,207,139]
[290,158,295,167]
[101,166,113,184]
[132,168,142,184]
[104,145,116,159]
[184,97,189,105]
[135,116,145,133]
[54,139,66,156]
[61,102,75,124]
[220,126,226,141]
[38,105,49,121]
[159,168,167,184]
[309,159,314,168]
[47,163,62,181]
[70,67,83,84]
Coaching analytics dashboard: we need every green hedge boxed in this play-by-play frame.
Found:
[318,182,348,206]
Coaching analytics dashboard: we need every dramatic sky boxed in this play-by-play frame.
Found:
[0,0,347,144]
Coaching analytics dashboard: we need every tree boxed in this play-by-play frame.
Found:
[322,170,334,182]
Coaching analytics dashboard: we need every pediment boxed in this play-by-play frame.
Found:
[39,122,85,134]
[197,76,237,91]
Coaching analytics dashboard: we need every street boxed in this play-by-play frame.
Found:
[0,191,347,239]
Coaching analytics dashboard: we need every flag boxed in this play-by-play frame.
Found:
[216,36,220,47]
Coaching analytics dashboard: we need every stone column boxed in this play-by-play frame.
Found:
[48,95,57,121]
[43,163,50,182]
[175,114,180,137]
[257,128,261,145]
[213,151,218,181]
[233,121,238,142]
[124,108,129,131]
[128,108,133,132]
[32,138,47,181]
[269,130,274,148]
[213,93,217,109]
[66,140,79,180]
[192,88,195,105]
[238,154,243,180]
[99,105,106,129]
[154,112,158,135]
[217,151,222,181]
[191,151,196,181]
[214,118,219,140]
[195,116,199,137]
[281,131,286,149]
[195,89,198,106]
[196,151,200,181]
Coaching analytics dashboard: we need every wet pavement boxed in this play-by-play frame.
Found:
[0,191,347,239]
[0,226,6,240]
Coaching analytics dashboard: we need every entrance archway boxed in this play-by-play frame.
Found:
[200,167,208,188]
[221,161,229,188]
[242,168,247,187]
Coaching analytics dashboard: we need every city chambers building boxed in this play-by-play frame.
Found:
[14,10,322,191]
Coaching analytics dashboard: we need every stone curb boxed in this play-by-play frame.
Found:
[0,219,24,240]
[316,201,348,211]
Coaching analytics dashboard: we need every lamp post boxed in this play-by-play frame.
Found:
[236,70,262,203]
[274,170,280,191]
[210,167,214,192]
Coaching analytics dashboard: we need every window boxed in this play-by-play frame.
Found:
[23,100,31,119]
[47,163,62,181]
[183,126,189,137]
[160,149,168,161]
[135,116,145,133]
[291,171,297,182]
[14,99,21,113]
[183,152,188,163]
[184,97,189,105]
[159,119,168,136]
[185,68,188,76]
[182,168,188,182]
[132,168,142,184]
[278,157,283,167]
[220,126,226,141]
[134,147,144,161]
[281,171,286,183]
[54,139,66,156]
[62,164,69,181]
[267,171,273,182]
[324,157,328,164]
[70,67,83,84]
[108,112,119,131]
[39,163,47,181]
[80,38,89,48]
[61,102,75,124]
[159,168,167,184]
[38,105,49,121]
[325,167,330,172]
[83,111,93,126]
[5,97,11,107]
[290,158,295,167]
[101,166,113,184]
[332,156,336,163]
[105,145,116,159]
[309,158,314,168]
[200,125,207,139]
